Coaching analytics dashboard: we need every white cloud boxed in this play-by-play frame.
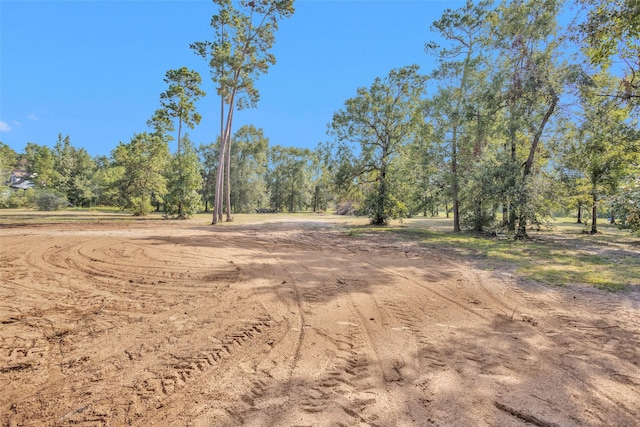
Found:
[12,120,22,127]
[28,114,38,121]
[0,121,11,132]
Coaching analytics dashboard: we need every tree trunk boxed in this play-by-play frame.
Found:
[451,126,461,232]
[473,199,482,232]
[225,121,233,222]
[212,95,225,225]
[177,115,183,156]
[213,91,237,225]
[313,185,319,212]
[515,93,559,239]
[375,145,389,225]
[577,203,582,224]
[290,178,294,213]
[590,187,598,234]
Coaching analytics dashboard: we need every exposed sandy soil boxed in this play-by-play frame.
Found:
[1,218,639,426]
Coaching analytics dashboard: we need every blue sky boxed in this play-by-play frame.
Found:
[1,0,459,157]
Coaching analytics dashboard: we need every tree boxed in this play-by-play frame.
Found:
[191,0,295,224]
[578,0,640,106]
[563,72,640,233]
[309,148,335,213]
[164,135,203,219]
[93,155,123,207]
[328,65,428,225]
[488,0,570,239]
[0,142,18,183]
[267,145,313,212]
[51,134,97,207]
[426,0,493,231]
[112,132,169,216]
[611,175,640,234]
[229,125,269,212]
[198,141,220,213]
[22,143,56,188]
[156,67,206,154]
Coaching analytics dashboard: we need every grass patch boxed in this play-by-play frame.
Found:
[345,217,639,291]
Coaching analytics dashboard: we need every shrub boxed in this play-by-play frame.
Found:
[35,190,68,211]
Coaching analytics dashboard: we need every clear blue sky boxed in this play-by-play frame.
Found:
[1,0,458,157]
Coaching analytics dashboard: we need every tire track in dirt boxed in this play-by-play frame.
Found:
[268,228,632,425]
[0,227,285,426]
[3,221,639,426]
[232,228,437,425]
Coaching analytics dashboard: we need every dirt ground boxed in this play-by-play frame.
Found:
[1,218,639,426]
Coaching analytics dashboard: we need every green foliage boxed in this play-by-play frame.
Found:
[557,71,639,233]
[51,134,97,207]
[267,145,313,212]
[22,143,56,188]
[328,65,428,225]
[191,0,295,223]
[611,176,640,234]
[426,0,494,232]
[229,125,269,213]
[156,67,206,153]
[0,188,39,209]
[0,142,18,184]
[578,0,640,106]
[35,189,68,211]
[164,136,203,219]
[198,141,220,212]
[112,132,169,216]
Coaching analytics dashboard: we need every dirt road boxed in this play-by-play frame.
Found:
[1,219,639,426]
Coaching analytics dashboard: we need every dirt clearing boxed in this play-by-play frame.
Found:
[1,218,639,426]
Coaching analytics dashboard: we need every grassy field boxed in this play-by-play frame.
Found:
[1,209,638,291]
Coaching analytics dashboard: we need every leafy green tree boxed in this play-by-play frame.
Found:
[578,0,640,106]
[192,0,295,224]
[562,72,640,233]
[0,142,18,184]
[229,125,269,213]
[426,0,493,231]
[51,134,97,207]
[156,67,206,154]
[488,0,572,238]
[22,143,56,188]
[328,65,427,225]
[309,148,334,213]
[164,135,203,219]
[611,175,640,234]
[112,132,169,216]
[198,141,220,213]
[93,156,123,207]
[267,145,313,212]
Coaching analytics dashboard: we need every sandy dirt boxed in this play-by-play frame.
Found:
[1,218,639,426]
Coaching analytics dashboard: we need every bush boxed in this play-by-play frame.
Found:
[35,190,68,211]
[3,188,37,208]
[0,188,11,208]
[611,177,640,234]
[335,201,357,216]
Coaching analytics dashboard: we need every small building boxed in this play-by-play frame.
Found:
[6,170,36,191]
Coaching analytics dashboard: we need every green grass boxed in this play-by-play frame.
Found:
[345,217,640,291]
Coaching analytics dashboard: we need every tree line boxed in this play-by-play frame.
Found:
[1,0,639,236]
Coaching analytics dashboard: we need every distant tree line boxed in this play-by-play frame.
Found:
[1,0,639,236]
